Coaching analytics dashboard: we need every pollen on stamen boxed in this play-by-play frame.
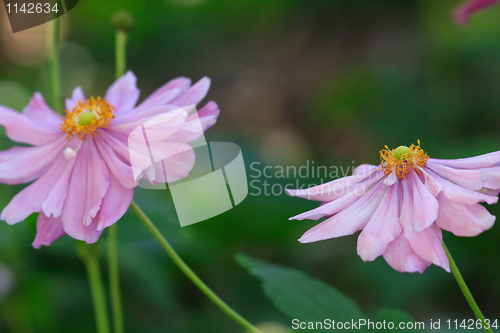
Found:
[380,141,429,179]
[60,96,115,140]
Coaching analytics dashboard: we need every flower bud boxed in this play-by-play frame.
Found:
[111,10,135,32]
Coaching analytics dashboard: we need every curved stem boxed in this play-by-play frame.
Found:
[443,242,493,333]
[46,17,62,114]
[76,244,111,333]
[130,200,263,333]
[108,225,124,333]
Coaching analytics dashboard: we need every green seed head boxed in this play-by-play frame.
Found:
[393,145,410,160]
[78,112,97,126]
[111,10,135,32]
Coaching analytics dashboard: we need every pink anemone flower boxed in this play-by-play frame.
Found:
[288,141,500,273]
[0,71,219,248]
[453,0,500,25]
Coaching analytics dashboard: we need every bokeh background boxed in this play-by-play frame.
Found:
[1,0,500,332]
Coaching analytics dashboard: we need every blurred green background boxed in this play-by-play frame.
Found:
[1,0,500,332]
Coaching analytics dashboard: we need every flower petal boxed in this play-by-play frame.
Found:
[0,105,62,145]
[288,166,378,201]
[383,235,430,273]
[95,136,137,189]
[135,77,192,112]
[41,156,77,218]
[168,101,221,143]
[419,168,443,196]
[435,194,495,236]
[429,151,500,169]
[1,154,67,224]
[290,173,383,220]
[23,92,62,130]
[104,71,140,113]
[453,0,500,25]
[408,171,439,232]
[482,166,500,190]
[426,169,498,205]
[298,181,387,243]
[170,77,210,107]
[60,138,109,243]
[0,138,66,185]
[427,161,485,191]
[65,86,86,111]
[95,175,134,231]
[32,214,66,249]
[400,178,449,271]
[357,183,401,262]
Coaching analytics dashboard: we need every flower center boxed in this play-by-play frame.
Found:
[60,97,115,139]
[380,140,429,179]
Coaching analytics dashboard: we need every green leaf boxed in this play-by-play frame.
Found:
[376,309,425,332]
[236,253,367,332]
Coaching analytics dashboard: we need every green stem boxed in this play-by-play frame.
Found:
[115,30,127,79]
[443,242,493,333]
[46,17,62,114]
[76,244,111,333]
[130,201,264,333]
[106,27,128,333]
[108,225,124,333]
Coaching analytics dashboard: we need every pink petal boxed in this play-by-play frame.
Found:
[426,169,498,205]
[427,161,485,191]
[290,173,383,220]
[353,164,377,177]
[0,138,67,185]
[95,175,133,231]
[41,155,77,218]
[428,151,500,169]
[408,171,439,232]
[135,77,192,112]
[400,178,450,271]
[170,77,210,107]
[23,92,62,130]
[32,214,66,249]
[195,101,220,131]
[288,167,378,201]
[453,0,500,25]
[0,105,62,146]
[163,146,196,183]
[483,166,500,190]
[60,138,109,243]
[1,155,67,224]
[298,181,387,243]
[168,102,221,143]
[104,71,140,113]
[94,136,137,189]
[110,105,185,129]
[383,235,431,273]
[357,183,401,262]
[419,168,443,196]
[65,87,85,111]
[133,88,181,113]
[98,130,131,163]
[435,194,495,236]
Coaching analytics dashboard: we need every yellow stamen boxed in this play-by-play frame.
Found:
[380,141,429,179]
[60,96,115,140]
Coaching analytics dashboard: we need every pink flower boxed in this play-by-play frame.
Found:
[453,0,500,25]
[288,142,500,273]
[0,71,219,248]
